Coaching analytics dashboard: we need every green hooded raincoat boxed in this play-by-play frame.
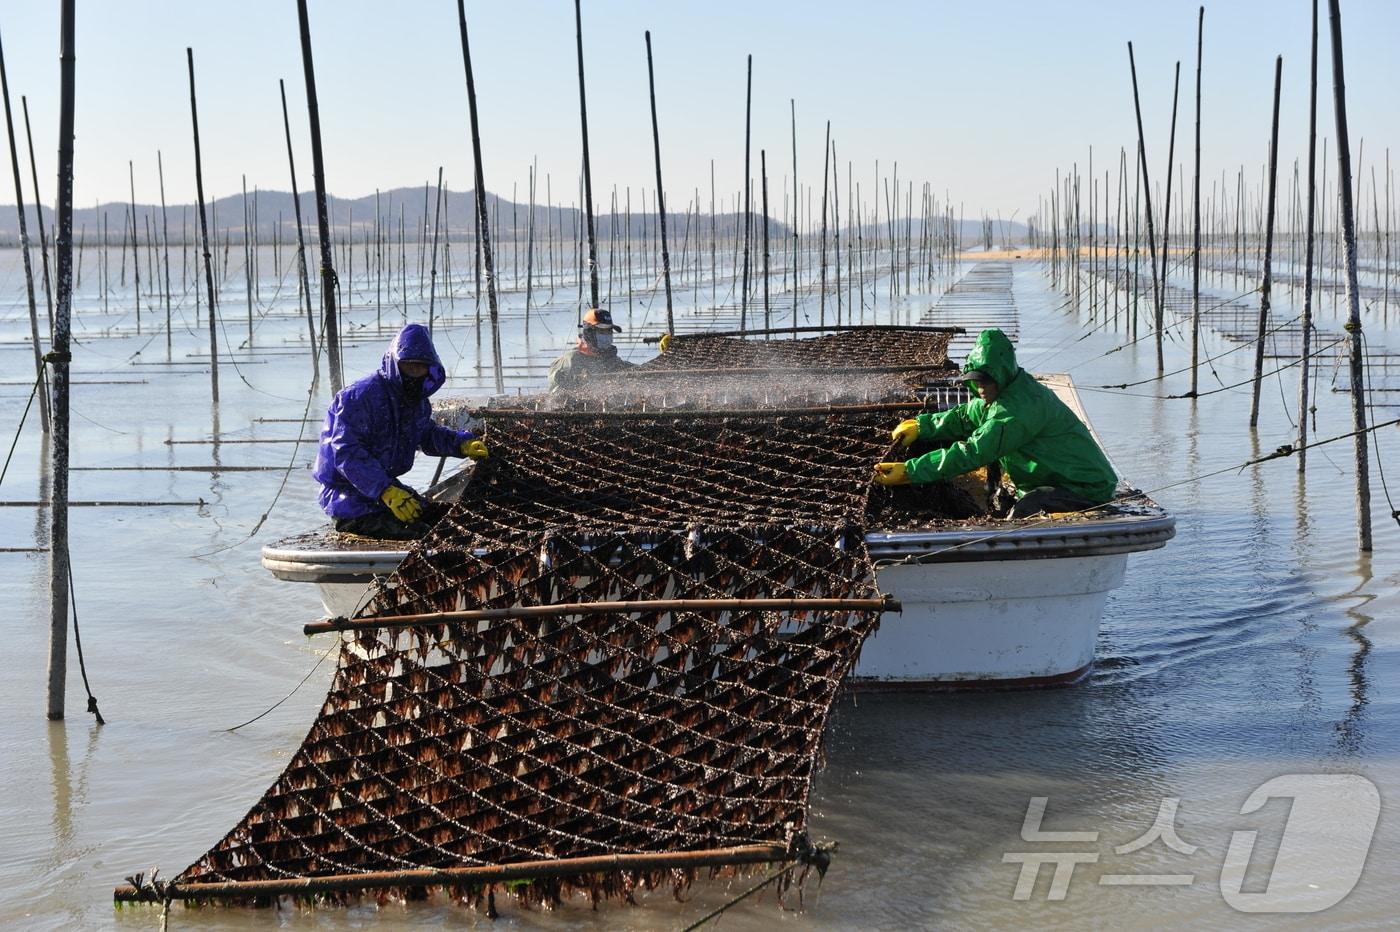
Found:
[904,329,1118,503]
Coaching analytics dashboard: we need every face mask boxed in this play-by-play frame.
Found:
[592,330,614,351]
[401,373,427,400]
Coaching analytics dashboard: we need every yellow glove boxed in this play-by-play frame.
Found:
[873,462,911,486]
[380,484,423,522]
[659,333,673,353]
[461,438,489,460]
[891,418,921,448]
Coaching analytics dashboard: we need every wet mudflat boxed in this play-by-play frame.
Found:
[1,254,1397,928]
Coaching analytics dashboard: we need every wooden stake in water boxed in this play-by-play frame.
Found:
[157,151,173,356]
[740,54,753,332]
[1248,57,1283,429]
[1325,0,1372,552]
[644,31,674,334]
[1291,96,1314,444]
[818,121,830,326]
[0,28,49,432]
[1190,9,1203,397]
[427,166,444,332]
[525,159,536,334]
[761,148,770,329]
[187,49,219,403]
[1127,42,1164,374]
[127,160,141,333]
[573,0,599,311]
[296,0,342,393]
[1159,64,1180,339]
[242,174,254,345]
[21,97,54,339]
[279,78,319,383]
[790,99,798,334]
[832,139,841,325]
[456,0,504,393]
[46,0,76,722]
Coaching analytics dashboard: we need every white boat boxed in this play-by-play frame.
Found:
[263,372,1172,689]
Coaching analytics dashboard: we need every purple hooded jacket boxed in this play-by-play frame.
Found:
[312,323,475,519]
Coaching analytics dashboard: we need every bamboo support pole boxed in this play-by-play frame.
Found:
[761,148,770,329]
[46,0,75,721]
[186,49,219,403]
[127,160,140,333]
[790,99,798,334]
[1325,0,1372,552]
[641,324,962,343]
[1248,56,1283,428]
[242,175,253,344]
[21,97,54,339]
[574,0,599,311]
[740,54,753,331]
[1159,64,1180,339]
[644,31,674,335]
[1190,9,1203,397]
[481,398,946,421]
[455,0,504,394]
[279,79,319,383]
[374,190,381,328]
[1127,42,1164,374]
[604,362,956,379]
[157,151,173,356]
[306,596,899,635]
[296,0,342,393]
[0,27,49,432]
[832,142,841,324]
[114,844,790,903]
[427,166,444,332]
[818,121,830,326]
[525,159,536,333]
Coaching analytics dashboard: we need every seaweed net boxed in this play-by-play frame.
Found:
[120,330,968,910]
[491,328,960,414]
[162,526,877,907]
[641,327,955,371]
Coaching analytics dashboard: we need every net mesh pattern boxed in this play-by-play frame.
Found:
[153,328,966,907]
[505,328,957,412]
[176,527,877,893]
[640,328,954,371]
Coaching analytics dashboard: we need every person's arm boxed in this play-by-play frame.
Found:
[326,395,396,500]
[419,416,474,457]
[547,353,575,392]
[916,401,978,443]
[905,406,1035,483]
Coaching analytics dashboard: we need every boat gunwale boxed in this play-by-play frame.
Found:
[261,509,1176,580]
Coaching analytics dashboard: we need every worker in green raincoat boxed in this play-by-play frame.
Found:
[873,328,1118,519]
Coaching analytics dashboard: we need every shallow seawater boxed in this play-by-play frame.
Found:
[1,249,1397,929]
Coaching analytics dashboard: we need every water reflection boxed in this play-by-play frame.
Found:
[1335,556,1374,756]
[47,721,72,844]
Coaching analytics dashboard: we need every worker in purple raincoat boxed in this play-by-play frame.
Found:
[313,323,488,540]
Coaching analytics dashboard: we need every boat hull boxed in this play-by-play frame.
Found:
[266,509,1171,689]
[856,552,1125,687]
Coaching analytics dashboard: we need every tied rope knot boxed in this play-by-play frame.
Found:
[41,350,71,365]
[124,868,175,902]
[1344,320,1361,332]
[784,829,835,880]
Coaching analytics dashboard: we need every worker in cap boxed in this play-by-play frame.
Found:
[873,328,1118,519]
[313,322,488,540]
[547,307,636,392]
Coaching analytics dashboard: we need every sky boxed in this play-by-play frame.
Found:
[0,1,1397,224]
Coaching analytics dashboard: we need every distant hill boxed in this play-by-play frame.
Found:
[0,187,1030,247]
[0,187,793,246]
